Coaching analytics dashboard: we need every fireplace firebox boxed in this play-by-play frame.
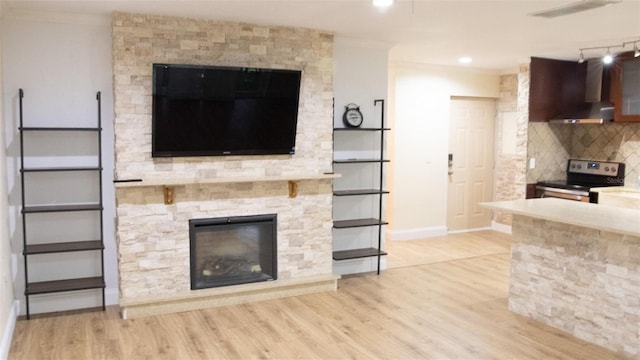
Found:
[189,214,277,289]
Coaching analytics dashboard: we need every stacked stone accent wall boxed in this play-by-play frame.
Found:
[116,181,333,299]
[493,65,529,225]
[112,12,333,180]
[510,215,640,357]
[111,12,334,301]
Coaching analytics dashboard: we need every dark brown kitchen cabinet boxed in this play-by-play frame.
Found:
[526,183,538,199]
[610,51,640,122]
[529,57,587,122]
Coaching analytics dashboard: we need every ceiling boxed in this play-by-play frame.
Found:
[3,0,640,71]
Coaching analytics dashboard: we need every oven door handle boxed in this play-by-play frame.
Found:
[540,192,589,202]
[536,186,589,197]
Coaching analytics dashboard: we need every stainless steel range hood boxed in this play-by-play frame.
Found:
[549,102,614,124]
[549,59,614,124]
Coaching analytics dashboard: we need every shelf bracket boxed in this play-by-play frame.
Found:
[288,181,298,198]
[164,186,174,205]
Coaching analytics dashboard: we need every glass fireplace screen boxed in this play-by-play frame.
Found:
[189,214,277,289]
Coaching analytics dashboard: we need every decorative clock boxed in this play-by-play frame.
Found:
[342,103,364,128]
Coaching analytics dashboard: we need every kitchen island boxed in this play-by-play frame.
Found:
[482,198,640,358]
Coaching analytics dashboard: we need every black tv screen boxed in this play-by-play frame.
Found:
[152,64,302,157]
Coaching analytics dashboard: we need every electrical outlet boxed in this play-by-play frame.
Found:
[529,158,536,169]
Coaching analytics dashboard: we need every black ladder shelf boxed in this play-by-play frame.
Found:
[19,89,106,319]
[332,99,389,274]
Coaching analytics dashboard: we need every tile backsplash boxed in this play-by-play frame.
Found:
[527,122,640,185]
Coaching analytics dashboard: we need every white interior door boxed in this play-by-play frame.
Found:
[447,97,495,232]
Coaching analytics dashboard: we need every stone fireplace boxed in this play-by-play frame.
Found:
[111,12,337,318]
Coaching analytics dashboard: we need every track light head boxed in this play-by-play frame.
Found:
[603,49,613,64]
[578,50,585,63]
[634,44,640,58]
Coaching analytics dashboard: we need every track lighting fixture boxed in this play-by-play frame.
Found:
[578,38,640,64]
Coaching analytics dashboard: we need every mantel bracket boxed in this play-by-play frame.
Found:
[164,186,174,205]
[288,181,298,198]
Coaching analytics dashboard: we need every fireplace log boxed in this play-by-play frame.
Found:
[200,256,261,278]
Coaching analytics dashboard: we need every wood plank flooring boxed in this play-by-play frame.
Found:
[386,230,512,269]
[9,230,631,359]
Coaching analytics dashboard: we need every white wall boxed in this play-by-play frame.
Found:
[0,4,19,359]
[333,38,390,129]
[388,62,500,239]
[332,38,390,274]
[2,10,117,315]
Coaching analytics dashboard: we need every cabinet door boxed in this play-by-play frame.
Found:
[611,51,640,122]
[529,57,587,122]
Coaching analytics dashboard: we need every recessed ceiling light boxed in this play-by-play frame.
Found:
[373,0,394,8]
[459,57,473,64]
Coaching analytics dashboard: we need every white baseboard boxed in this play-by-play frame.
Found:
[1,300,19,360]
[491,221,512,234]
[447,226,492,234]
[386,226,447,241]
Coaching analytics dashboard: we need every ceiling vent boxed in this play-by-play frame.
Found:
[529,0,622,18]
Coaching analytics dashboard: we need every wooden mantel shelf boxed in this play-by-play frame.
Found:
[114,173,340,203]
[114,173,339,188]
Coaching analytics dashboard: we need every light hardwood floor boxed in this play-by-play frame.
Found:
[9,230,631,359]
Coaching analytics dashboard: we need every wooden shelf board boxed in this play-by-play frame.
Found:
[24,240,104,255]
[22,166,102,173]
[26,277,105,295]
[114,173,340,188]
[333,159,390,164]
[20,127,101,132]
[333,248,388,260]
[23,204,102,213]
[333,127,391,131]
[333,218,389,228]
[334,189,389,196]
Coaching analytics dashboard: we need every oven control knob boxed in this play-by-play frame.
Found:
[611,167,616,173]
[605,166,610,172]
[571,164,576,169]
[576,164,582,169]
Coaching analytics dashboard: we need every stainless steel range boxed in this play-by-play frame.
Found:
[536,159,625,203]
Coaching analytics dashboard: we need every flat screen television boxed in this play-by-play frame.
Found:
[152,63,302,157]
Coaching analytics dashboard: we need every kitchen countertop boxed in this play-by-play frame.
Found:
[481,198,640,237]
[591,186,640,210]
[591,186,640,194]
